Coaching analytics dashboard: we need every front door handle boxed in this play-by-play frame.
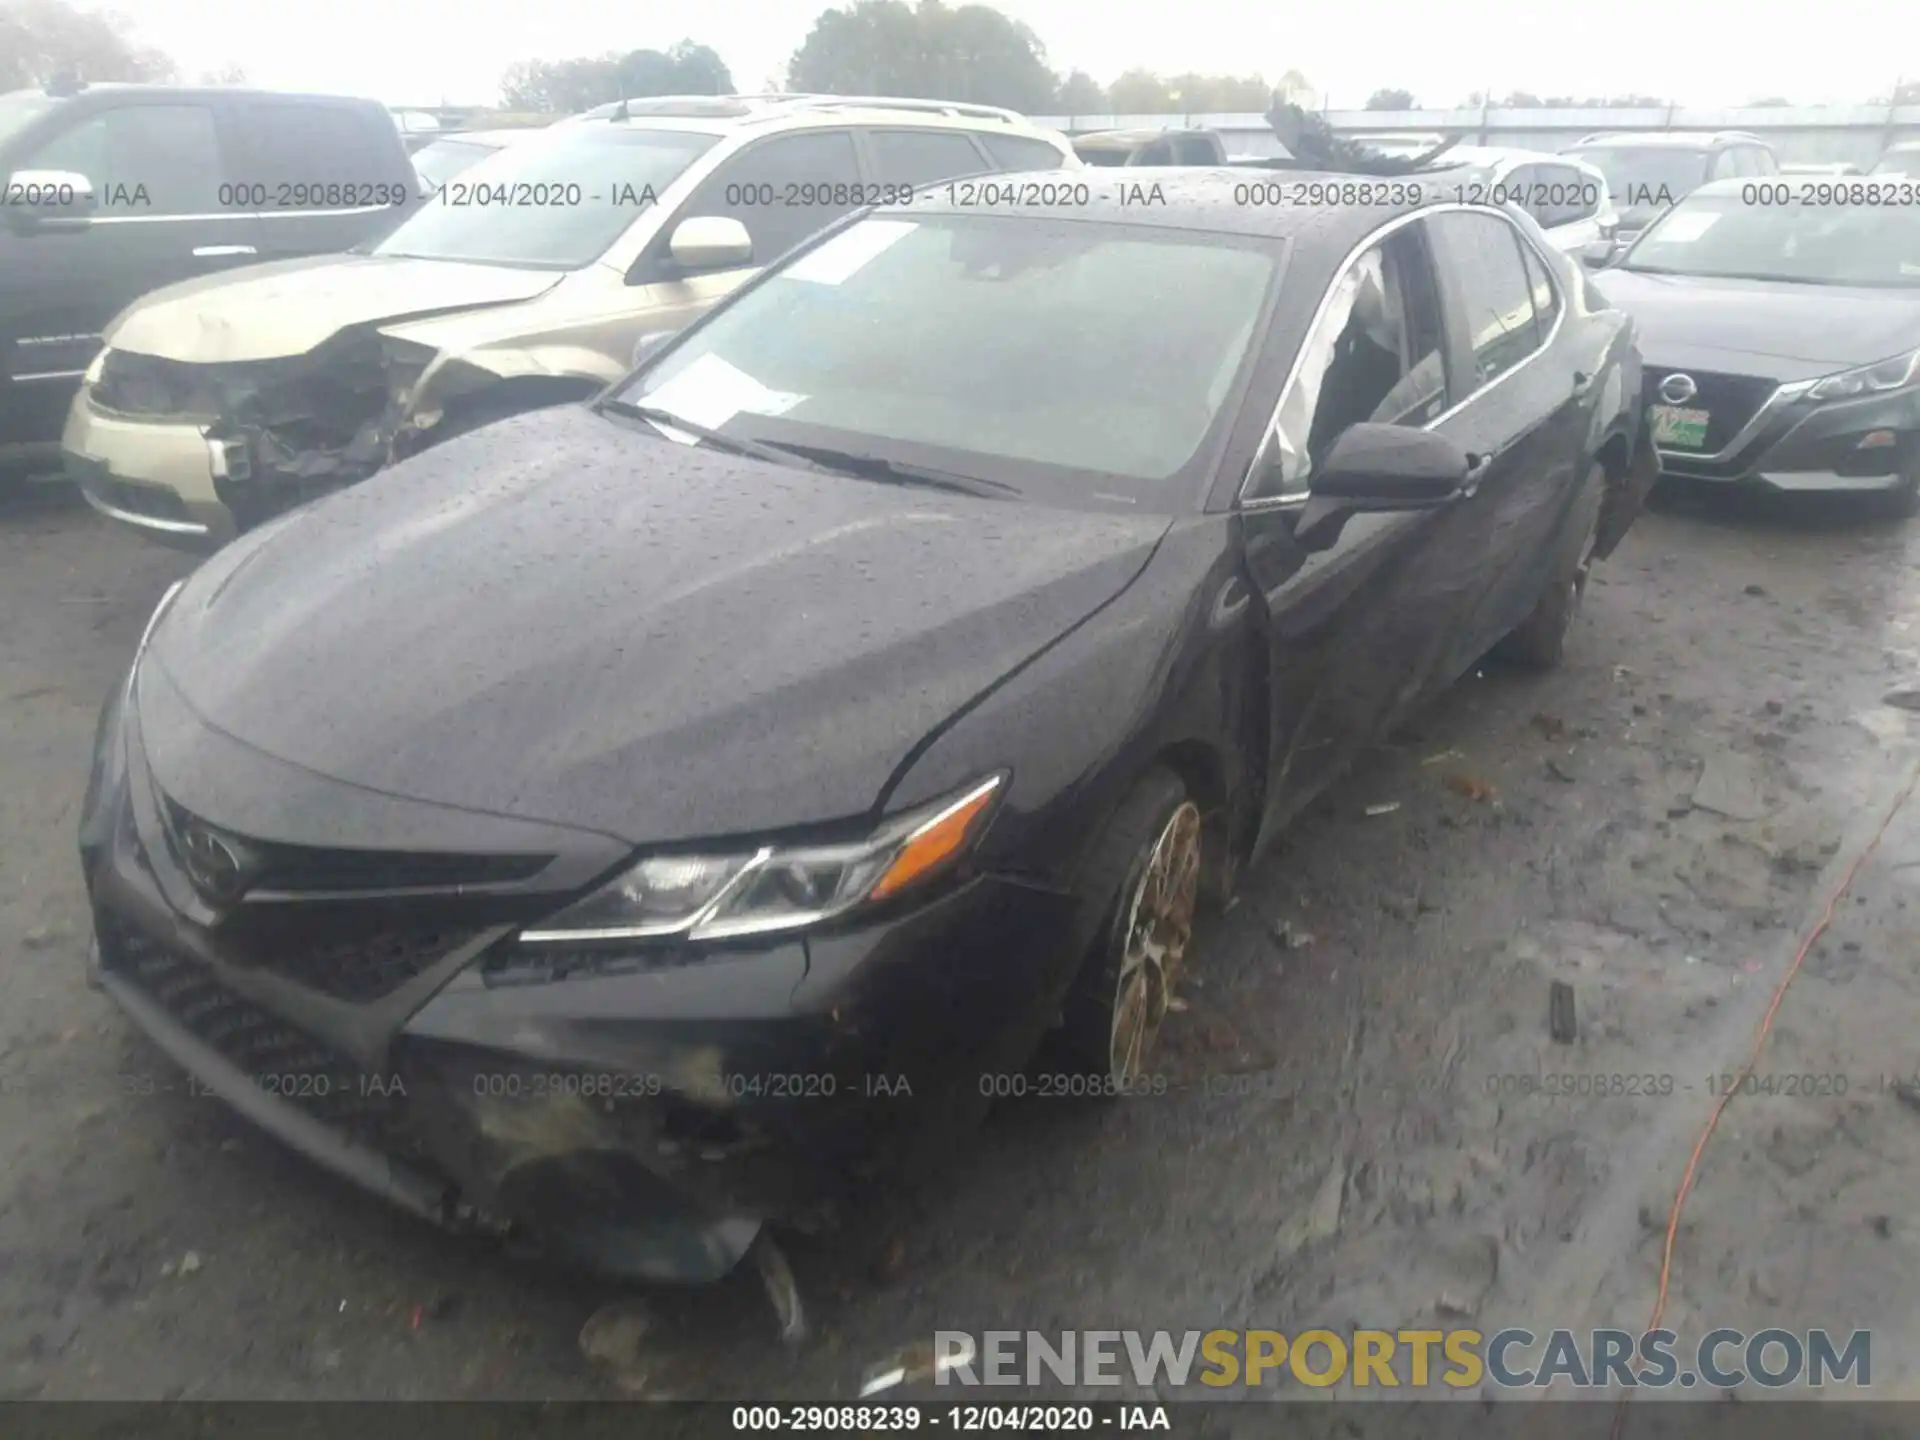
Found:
[192,244,256,258]
[1460,451,1494,496]
[1572,369,1598,398]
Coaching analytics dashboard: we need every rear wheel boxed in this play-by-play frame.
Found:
[1059,768,1204,1085]
[1496,463,1604,670]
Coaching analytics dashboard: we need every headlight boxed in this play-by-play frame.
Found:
[520,775,1005,945]
[380,339,439,410]
[1808,349,1920,403]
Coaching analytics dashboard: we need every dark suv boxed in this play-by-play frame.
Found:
[1562,131,1778,245]
[1,83,419,466]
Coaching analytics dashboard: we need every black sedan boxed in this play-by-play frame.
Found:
[1591,177,1920,513]
[79,173,1658,1284]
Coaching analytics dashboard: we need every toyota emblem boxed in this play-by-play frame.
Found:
[1658,373,1698,405]
[180,821,245,902]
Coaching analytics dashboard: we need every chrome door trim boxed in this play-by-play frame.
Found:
[1237,202,1570,509]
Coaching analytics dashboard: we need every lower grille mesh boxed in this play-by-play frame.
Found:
[99,916,442,1173]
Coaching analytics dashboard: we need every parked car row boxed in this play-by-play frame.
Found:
[33,91,1076,539]
[9,79,1917,1292]
[1,82,420,466]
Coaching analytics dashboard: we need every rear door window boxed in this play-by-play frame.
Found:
[979,134,1069,171]
[1426,210,1547,392]
[1519,239,1561,335]
[22,103,225,214]
[229,102,400,205]
[866,129,992,187]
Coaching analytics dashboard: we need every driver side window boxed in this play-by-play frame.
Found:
[1249,225,1449,500]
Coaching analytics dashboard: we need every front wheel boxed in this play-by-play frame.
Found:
[1059,768,1204,1085]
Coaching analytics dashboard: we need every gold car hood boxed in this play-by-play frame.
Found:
[103,254,565,364]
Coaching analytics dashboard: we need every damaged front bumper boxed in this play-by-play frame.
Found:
[81,708,1079,1281]
[62,334,433,548]
[64,399,242,549]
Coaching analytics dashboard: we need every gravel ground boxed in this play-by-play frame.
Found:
[2,481,1918,1404]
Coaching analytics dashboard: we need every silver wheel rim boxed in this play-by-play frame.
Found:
[1109,801,1203,1083]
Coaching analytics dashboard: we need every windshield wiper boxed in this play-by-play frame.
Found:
[601,399,830,472]
[761,442,1020,498]
[602,401,1017,495]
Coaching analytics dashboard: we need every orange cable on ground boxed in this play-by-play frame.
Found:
[1607,750,1920,1440]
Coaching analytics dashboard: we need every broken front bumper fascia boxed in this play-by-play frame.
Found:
[62,392,240,549]
[67,335,442,543]
[81,716,1081,1282]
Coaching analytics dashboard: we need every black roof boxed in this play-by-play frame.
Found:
[897,167,1436,250]
[22,82,387,108]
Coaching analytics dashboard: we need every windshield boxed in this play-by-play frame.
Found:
[411,138,500,191]
[1575,146,1710,208]
[610,212,1279,503]
[0,91,57,152]
[1621,193,1920,287]
[372,125,717,269]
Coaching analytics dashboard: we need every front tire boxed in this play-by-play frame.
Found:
[1060,768,1204,1085]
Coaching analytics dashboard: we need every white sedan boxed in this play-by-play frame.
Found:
[1427,144,1621,258]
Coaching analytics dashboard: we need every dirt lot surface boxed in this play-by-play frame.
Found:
[2,482,1918,1405]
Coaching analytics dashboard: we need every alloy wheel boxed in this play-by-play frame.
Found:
[1108,800,1203,1082]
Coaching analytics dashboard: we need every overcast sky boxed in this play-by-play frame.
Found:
[106,0,1908,111]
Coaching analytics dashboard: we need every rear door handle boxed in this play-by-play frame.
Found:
[1572,370,1598,398]
[192,244,255,258]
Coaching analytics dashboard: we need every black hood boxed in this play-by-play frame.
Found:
[146,406,1171,845]
[1592,268,1920,381]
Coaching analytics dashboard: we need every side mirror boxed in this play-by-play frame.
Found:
[2,169,96,234]
[1579,238,1618,269]
[630,329,679,367]
[667,216,752,272]
[1294,423,1473,548]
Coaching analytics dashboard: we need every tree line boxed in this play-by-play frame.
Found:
[7,0,1917,114]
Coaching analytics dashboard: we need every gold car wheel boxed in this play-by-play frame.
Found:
[1108,800,1202,1083]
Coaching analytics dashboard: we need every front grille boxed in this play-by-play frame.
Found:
[1644,370,1777,454]
[247,841,552,895]
[159,795,552,898]
[247,928,484,1002]
[98,916,442,1172]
